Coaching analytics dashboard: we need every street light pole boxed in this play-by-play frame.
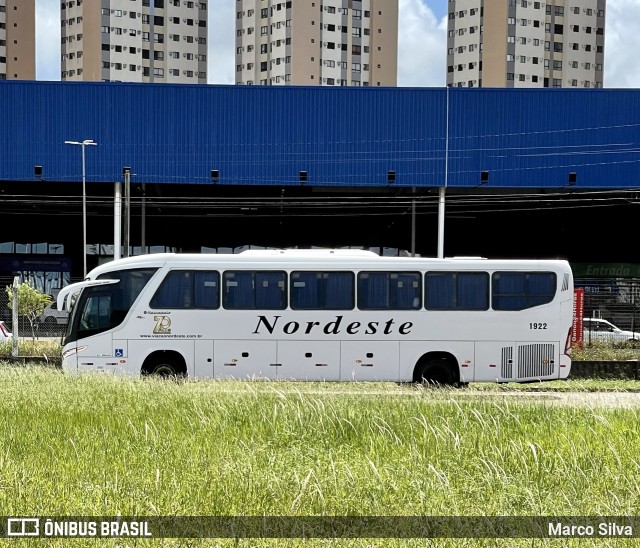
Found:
[65,139,97,278]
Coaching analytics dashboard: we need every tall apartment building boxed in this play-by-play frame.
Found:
[61,0,207,84]
[0,0,36,80]
[235,1,398,87]
[447,0,605,88]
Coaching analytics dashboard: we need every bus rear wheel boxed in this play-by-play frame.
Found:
[417,358,455,386]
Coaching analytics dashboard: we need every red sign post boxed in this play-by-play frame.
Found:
[572,288,584,349]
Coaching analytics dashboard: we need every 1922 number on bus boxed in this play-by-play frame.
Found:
[529,322,547,330]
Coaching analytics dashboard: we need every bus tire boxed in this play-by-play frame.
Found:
[142,353,186,379]
[416,357,455,386]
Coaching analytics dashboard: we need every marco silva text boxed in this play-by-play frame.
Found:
[548,521,633,537]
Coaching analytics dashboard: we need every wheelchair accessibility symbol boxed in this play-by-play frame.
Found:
[115,349,124,357]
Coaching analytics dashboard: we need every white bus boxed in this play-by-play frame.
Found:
[57,249,574,384]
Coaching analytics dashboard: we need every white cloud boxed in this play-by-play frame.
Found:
[397,0,446,87]
[34,0,640,89]
[603,0,640,88]
[35,0,61,81]
[208,0,235,84]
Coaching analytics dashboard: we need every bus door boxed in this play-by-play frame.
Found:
[74,289,116,373]
[214,340,278,380]
[58,279,120,373]
[277,341,341,381]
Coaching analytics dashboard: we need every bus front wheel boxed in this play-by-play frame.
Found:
[142,353,186,379]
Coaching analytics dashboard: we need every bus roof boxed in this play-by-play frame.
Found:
[83,250,571,280]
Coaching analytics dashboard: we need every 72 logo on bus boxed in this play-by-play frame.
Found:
[153,316,172,334]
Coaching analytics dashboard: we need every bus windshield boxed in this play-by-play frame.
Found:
[64,268,158,344]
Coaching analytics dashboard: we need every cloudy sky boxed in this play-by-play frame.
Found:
[35,0,640,88]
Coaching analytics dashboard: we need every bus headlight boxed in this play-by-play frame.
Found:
[62,346,87,359]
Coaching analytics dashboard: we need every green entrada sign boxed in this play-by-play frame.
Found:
[572,264,640,279]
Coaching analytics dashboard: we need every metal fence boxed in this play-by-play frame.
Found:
[0,276,68,339]
[577,278,640,344]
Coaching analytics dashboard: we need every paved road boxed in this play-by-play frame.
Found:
[455,390,640,409]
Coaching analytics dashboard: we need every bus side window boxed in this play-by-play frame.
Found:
[358,272,421,310]
[223,271,286,310]
[150,270,220,309]
[151,271,192,308]
[255,272,287,309]
[425,272,489,310]
[194,271,219,308]
[324,273,353,309]
[492,272,556,311]
[291,271,354,310]
[79,294,111,332]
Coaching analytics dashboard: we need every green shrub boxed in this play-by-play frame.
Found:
[0,339,62,359]
[572,341,640,362]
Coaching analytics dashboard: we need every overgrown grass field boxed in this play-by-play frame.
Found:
[0,365,639,546]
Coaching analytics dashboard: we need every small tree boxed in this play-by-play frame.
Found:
[5,282,52,342]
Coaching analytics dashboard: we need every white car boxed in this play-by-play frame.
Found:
[38,302,69,327]
[582,318,640,344]
[0,321,11,341]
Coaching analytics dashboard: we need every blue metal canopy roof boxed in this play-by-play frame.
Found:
[0,80,638,188]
